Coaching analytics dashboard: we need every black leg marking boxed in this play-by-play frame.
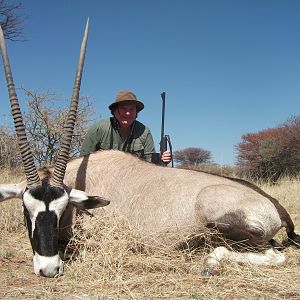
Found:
[269,239,284,250]
[287,231,300,247]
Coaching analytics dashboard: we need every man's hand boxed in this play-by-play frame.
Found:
[161,151,172,164]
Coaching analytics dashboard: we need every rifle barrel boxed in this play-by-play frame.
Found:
[160,92,166,154]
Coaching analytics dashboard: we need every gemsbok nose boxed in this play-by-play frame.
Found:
[38,267,60,278]
[33,253,64,277]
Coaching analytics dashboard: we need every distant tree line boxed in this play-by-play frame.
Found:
[171,115,300,182]
[2,89,299,183]
[173,147,236,177]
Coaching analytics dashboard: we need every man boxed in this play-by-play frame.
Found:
[80,90,172,164]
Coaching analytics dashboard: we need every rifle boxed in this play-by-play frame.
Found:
[159,92,173,167]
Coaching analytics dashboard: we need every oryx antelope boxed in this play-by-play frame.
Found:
[61,149,300,275]
[0,20,109,278]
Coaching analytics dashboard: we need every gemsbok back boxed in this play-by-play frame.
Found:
[0,20,109,277]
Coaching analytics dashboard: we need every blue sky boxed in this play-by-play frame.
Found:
[1,0,300,165]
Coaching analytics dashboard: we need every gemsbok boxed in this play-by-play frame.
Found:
[0,20,109,278]
[61,150,300,275]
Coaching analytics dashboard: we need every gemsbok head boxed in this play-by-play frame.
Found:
[0,19,109,277]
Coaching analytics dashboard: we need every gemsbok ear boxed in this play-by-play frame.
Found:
[0,182,27,201]
[69,188,110,209]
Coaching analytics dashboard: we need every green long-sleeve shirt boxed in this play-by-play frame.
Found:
[80,117,157,162]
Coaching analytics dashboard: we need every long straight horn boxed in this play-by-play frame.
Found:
[0,26,40,187]
[51,18,89,187]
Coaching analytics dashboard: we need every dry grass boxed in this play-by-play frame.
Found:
[1,172,300,299]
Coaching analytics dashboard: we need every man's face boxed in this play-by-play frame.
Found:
[114,103,137,128]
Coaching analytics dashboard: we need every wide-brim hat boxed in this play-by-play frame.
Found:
[108,90,144,112]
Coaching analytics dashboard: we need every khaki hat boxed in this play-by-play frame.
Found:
[108,90,144,112]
